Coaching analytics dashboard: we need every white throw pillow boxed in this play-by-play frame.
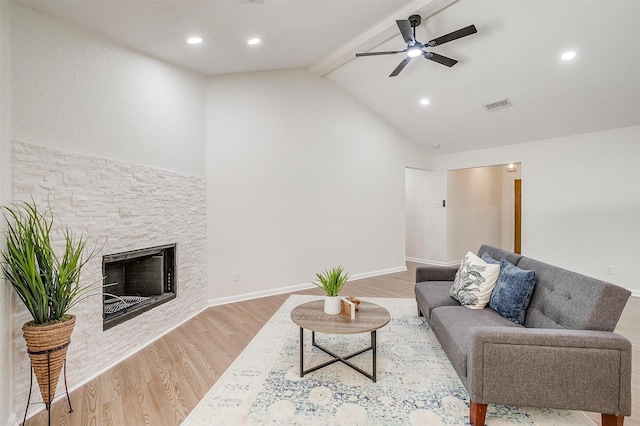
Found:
[449,251,500,309]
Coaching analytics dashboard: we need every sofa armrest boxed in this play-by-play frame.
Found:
[415,265,458,283]
[467,327,631,415]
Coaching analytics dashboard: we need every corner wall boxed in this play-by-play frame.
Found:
[447,166,505,260]
[0,1,13,424]
[432,125,640,293]
[10,4,206,177]
[206,69,430,302]
[8,4,207,420]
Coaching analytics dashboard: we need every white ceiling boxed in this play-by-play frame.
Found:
[15,0,640,155]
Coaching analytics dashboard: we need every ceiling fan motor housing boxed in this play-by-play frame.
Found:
[408,14,421,28]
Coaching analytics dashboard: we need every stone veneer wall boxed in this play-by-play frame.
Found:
[10,141,207,417]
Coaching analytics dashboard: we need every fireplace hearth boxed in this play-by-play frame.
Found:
[103,244,176,330]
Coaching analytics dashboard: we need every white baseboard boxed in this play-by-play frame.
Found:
[208,282,317,307]
[349,265,407,281]
[208,265,408,307]
[406,257,460,267]
[5,413,15,426]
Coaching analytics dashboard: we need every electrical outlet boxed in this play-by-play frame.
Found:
[232,272,239,282]
[606,265,614,275]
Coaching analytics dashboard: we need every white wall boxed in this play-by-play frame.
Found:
[431,126,640,294]
[405,168,448,264]
[0,1,12,424]
[206,69,430,302]
[10,4,206,177]
[8,5,208,421]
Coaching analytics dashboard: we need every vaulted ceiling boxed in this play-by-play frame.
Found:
[15,0,640,155]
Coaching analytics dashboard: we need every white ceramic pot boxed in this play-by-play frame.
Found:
[324,295,341,315]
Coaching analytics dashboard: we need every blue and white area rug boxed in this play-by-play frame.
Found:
[182,295,594,425]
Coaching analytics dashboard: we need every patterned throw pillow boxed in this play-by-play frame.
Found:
[449,251,500,309]
[489,259,536,324]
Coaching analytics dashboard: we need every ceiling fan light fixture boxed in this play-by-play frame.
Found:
[355,18,477,77]
[407,46,422,58]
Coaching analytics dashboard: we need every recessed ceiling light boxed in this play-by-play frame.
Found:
[187,37,203,45]
[420,98,430,106]
[247,38,261,45]
[561,51,576,61]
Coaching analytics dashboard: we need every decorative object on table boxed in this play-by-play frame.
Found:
[345,295,360,311]
[340,297,356,319]
[1,200,98,421]
[312,266,350,315]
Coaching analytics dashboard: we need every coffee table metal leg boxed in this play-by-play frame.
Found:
[372,330,377,382]
[298,328,379,382]
[299,327,304,377]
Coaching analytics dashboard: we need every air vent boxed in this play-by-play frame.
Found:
[484,99,512,112]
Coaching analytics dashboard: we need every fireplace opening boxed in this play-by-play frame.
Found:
[102,244,176,330]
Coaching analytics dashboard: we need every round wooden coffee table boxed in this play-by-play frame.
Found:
[290,300,390,382]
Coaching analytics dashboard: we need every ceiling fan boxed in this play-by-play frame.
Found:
[355,15,477,77]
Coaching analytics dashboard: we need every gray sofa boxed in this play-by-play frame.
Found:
[415,245,632,426]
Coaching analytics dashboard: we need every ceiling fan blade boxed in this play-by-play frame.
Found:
[427,25,477,47]
[355,50,406,57]
[390,57,411,77]
[424,51,458,67]
[396,20,415,45]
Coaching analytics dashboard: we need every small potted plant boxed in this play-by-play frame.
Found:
[1,200,97,407]
[313,266,350,314]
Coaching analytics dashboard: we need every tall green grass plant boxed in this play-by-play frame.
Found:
[1,200,96,324]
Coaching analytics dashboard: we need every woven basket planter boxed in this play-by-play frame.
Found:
[22,315,76,405]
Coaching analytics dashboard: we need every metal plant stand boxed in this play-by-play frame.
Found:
[23,342,73,426]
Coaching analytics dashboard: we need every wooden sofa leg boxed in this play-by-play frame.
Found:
[469,400,487,426]
[602,413,624,426]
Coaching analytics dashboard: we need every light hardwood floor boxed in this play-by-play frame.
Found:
[26,263,640,425]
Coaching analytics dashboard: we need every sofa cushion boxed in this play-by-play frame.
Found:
[489,259,536,325]
[450,251,500,309]
[430,306,522,380]
[415,281,459,319]
[520,257,631,331]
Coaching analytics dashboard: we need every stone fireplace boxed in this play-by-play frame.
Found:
[103,244,177,330]
[12,141,207,417]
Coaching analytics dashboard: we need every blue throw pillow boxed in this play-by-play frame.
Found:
[489,259,536,325]
[481,253,500,265]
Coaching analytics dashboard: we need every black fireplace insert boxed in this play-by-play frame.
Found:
[102,243,176,330]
